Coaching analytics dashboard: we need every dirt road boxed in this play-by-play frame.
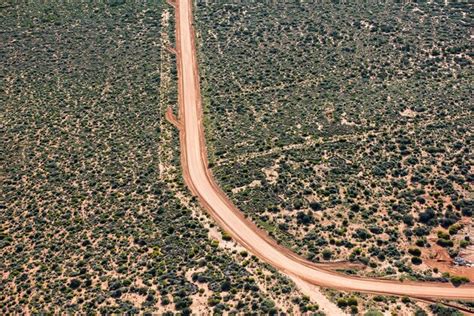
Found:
[172,0,474,301]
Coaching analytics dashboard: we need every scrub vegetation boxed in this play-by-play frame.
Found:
[195,1,473,282]
[1,1,316,314]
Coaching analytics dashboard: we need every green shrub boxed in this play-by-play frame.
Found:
[337,298,347,307]
[448,224,462,235]
[411,256,422,265]
[436,239,453,247]
[408,248,421,256]
[450,275,469,287]
[322,249,332,260]
[208,295,221,306]
[221,231,232,241]
[346,297,357,306]
[437,231,450,240]
[364,309,383,316]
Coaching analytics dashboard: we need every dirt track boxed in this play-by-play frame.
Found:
[171,0,474,302]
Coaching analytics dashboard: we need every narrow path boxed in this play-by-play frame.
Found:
[172,0,474,302]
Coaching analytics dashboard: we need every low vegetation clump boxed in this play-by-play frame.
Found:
[321,289,436,315]
[429,304,463,316]
[450,275,470,287]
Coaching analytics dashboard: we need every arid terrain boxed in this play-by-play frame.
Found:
[192,1,473,314]
[195,0,473,285]
[1,0,473,315]
[1,1,331,314]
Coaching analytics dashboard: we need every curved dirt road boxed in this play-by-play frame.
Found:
[173,0,474,301]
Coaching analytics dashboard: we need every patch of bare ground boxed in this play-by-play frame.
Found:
[262,158,281,185]
[422,234,474,280]
[459,223,474,262]
[158,8,177,180]
[400,108,418,118]
[122,293,146,309]
[291,276,347,316]
[231,179,261,194]
[185,268,212,315]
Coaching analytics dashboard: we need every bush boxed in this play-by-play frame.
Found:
[350,204,361,212]
[208,295,221,306]
[296,211,314,225]
[415,239,425,247]
[337,298,347,307]
[369,226,383,234]
[436,239,453,247]
[221,231,232,241]
[309,201,322,211]
[430,303,463,316]
[419,208,435,224]
[175,297,192,310]
[408,248,421,256]
[450,275,469,287]
[403,214,414,226]
[220,280,231,292]
[161,296,170,305]
[437,231,450,240]
[364,309,383,316]
[413,226,430,236]
[414,309,428,316]
[346,297,357,306]
[322,249,332,260]
[69,279,81,290]
[411,256,422,265]
[448,223,462,235]
[354,229,371,240]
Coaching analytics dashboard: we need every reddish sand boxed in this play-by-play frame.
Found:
[170,0,474,302]
[423,242,474,280]
[165,107,181,129]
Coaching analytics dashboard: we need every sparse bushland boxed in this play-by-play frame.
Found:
[1,1,317,314]
[195,1,472,285]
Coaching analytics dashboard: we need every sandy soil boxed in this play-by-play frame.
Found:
[423,240,474,280]
[171,0,474,302]
[291,276,348,316]
[165,107,181,129]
